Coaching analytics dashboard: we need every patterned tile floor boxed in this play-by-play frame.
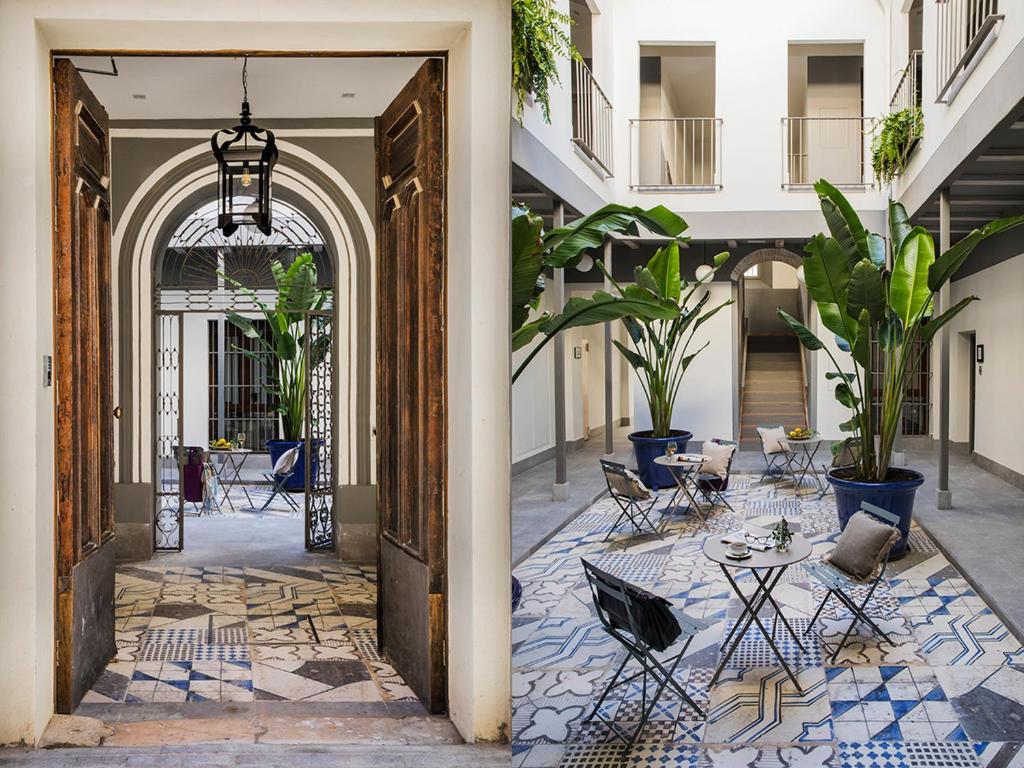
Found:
[512,475,1024,767]
[85,562,418,707]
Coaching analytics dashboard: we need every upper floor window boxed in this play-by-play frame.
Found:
[630,44,721,190]
[784,42,872,189]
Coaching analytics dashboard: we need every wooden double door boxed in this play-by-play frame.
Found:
[52,56,449,716]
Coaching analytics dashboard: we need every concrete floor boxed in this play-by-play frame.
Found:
[511,426,632,565]
[907,449,1024,642]
[0,744,508,767]
[153,516,319,567]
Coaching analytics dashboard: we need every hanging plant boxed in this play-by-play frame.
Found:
[871,106,924,184]
[511,0,579,123]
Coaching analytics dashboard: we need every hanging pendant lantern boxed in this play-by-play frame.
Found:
[211,57,278,236]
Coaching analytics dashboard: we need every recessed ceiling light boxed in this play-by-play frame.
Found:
[132,93,147,100]
[340,92,356,99]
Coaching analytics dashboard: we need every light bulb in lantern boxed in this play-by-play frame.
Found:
[241,163,252,188]
[695,264,714,282]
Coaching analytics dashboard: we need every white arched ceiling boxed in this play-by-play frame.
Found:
[112,140,374,487]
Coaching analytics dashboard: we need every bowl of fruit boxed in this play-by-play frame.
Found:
[787,427,815,441]
[209,437,235,450]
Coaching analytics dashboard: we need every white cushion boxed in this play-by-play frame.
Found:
[273,445,301,476]
[757,426,790,455]
[700,441,735,479]
[624,468,651,495]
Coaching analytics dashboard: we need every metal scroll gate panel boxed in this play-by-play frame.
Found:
[155,311,185,551]
[304,310,334,550]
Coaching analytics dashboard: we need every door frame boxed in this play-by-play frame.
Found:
[50,47,450,712]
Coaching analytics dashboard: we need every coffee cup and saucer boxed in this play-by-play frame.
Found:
[725,540,752,561]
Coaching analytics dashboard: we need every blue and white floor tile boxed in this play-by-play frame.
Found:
[512,479,1024,766]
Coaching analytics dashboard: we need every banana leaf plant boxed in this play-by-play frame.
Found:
[778,180,1024,482]
[605,242,731,437]
[511,202,693,383]
[222,252,331,442]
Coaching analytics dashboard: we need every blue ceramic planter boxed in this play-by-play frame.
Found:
[827,467,925,559]
[267,439,321,491]
[628,430,693,490]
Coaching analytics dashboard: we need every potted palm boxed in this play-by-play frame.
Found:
[779,180,1023,556]
[224,252,331,490]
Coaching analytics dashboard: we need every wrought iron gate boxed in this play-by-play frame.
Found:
[152,308,335,552]
[154,311,184,551]
[304,310,334,549]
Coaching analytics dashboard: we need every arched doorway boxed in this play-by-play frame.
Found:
[152,197,335,552]
[730,248,810,447]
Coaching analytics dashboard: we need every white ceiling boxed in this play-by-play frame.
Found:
[67,55,428,120]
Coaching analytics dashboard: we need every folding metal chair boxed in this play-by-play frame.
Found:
[581,559,709,751]
[804,501,901,663]
[756,425,799,486]
[262,446,301,513]
[600,459,664,547]
[695,438,738,514]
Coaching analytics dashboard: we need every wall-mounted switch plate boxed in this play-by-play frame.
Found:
[43,355,52,387]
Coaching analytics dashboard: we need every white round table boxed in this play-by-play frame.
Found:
[654,453,711,528]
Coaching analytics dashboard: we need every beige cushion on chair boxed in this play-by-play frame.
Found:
[825,510,901,581]
[606,469,650,500]
[700,440,735,479]
[757,426,790,455]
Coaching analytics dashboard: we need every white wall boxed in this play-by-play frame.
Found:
[0,0,510,745]
[945,256,1024,477]
[182,314,211,447]
[512,291,556,463]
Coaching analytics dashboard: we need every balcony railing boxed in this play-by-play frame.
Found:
[890,49,923,112]
[628,118,723,190]
[936,0,1004,103]
[571,59,613,177]
[781,117,875,188]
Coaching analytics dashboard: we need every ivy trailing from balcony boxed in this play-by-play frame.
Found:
[871,106,924,185]
[511,0,579,123]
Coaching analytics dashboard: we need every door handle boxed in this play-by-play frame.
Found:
[113,405,122,420]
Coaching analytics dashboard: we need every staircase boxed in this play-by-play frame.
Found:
[740,336,808,450]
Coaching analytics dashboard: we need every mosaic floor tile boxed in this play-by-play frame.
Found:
[974,742,1024,768]
[699,744,836,767]
[936,665,1024,741]
[251,658,381,702]
[720,617,823,669]
[827,665,965,742]
[704,666,832,744]
[912,610,1024,666]
[837,741,910,768]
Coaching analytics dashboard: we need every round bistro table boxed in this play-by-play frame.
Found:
[654,453,711,528]
[703,531,812,692]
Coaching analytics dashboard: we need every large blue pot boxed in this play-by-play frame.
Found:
[628,430,693,490]
[827,467,925,559]
[266,439,321,492]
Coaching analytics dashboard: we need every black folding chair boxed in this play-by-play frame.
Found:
[262,447,301,513]
[695,438,738,514]
[804,501,901,662]
[600,459,664,547]
[581,559,709,751]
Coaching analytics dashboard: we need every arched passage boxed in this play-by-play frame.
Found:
[729,248,810,444]
[112,140,375,554]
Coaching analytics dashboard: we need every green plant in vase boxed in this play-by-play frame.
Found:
[771,518,793,552]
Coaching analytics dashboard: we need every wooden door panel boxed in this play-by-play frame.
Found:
[375,58,447,714]
[53,58,116,713]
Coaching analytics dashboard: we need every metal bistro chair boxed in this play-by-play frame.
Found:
[757,425,798,485]
[600,459,664,547]
[695,438,738,514]
[581,559,709,751]
[261,445,301,513]
[804,501,901,663]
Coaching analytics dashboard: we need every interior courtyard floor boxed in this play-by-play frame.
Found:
[512,473,1024,768]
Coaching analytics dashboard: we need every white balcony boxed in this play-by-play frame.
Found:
[781,116,875,189]
[571,59,613,178]
[891,49,923,112]
[628,117,722,191]
[936,0,1004,103]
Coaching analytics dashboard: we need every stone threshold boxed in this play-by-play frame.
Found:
[44,709,462,749]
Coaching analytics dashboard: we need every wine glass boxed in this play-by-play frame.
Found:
[665,441,678,460]
[236,432,246,450]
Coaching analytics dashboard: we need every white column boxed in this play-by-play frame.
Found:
[552,202,569,501]
[603,239,615,458]
[937,188,952,509]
